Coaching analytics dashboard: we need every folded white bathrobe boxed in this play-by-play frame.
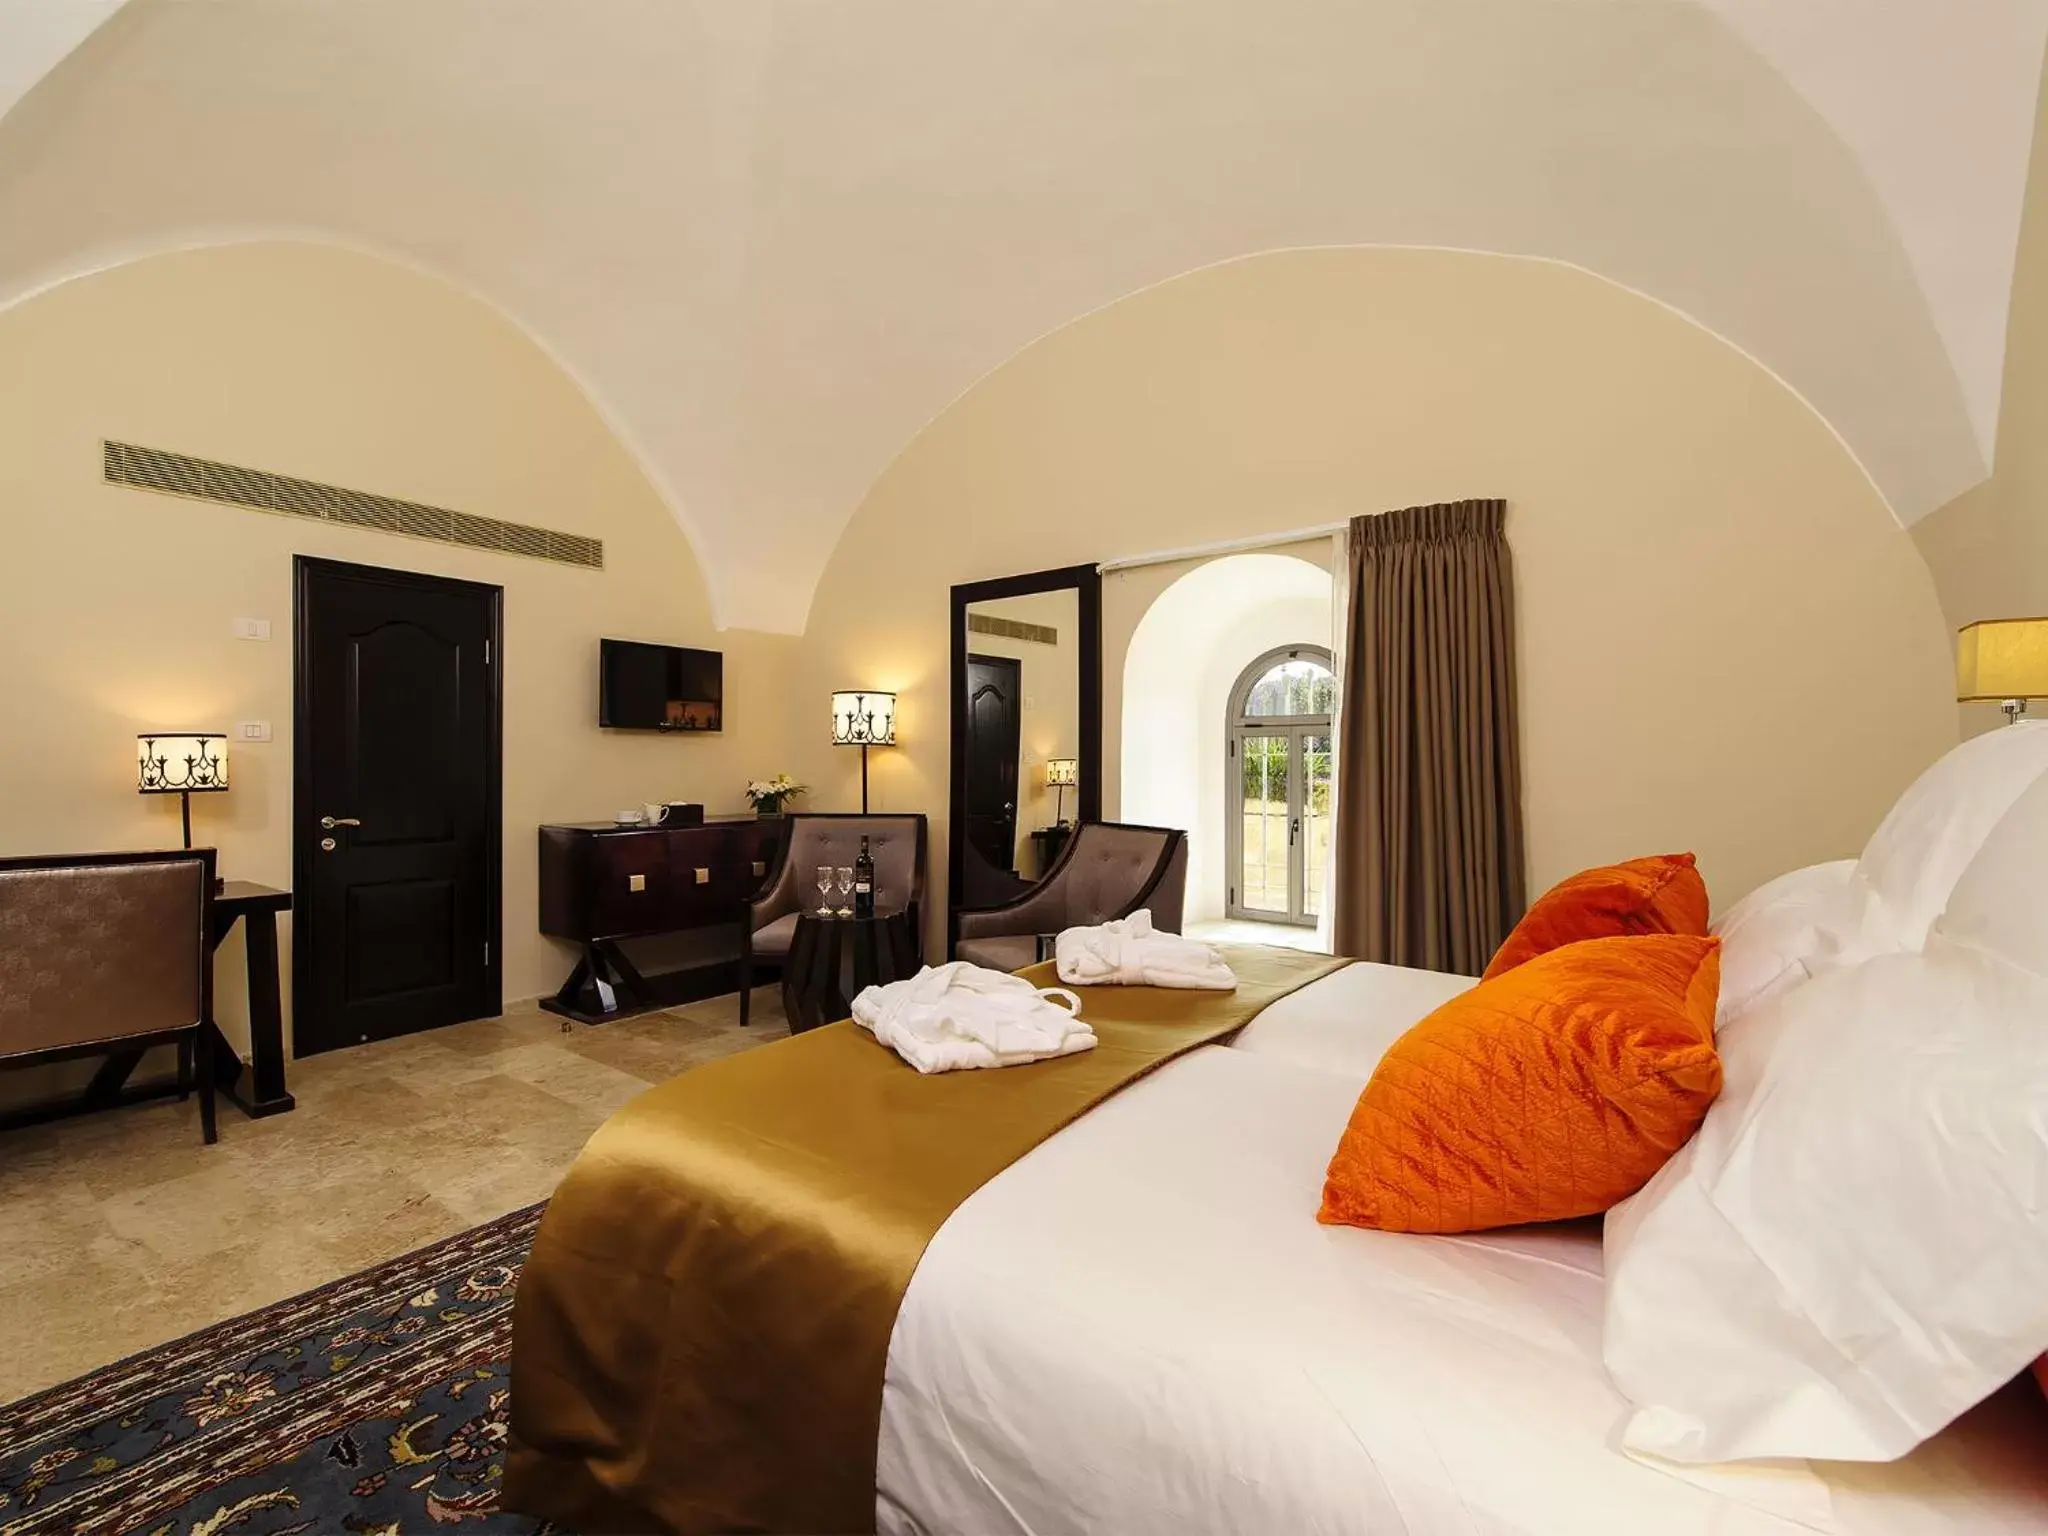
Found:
[852,962,1094,1073]
[1054,911,1237,990]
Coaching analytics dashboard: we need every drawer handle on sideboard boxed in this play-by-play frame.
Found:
[695,867,711,885]
[751,861,767,877]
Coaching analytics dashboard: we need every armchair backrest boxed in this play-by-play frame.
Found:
[752,814,928,928]
[0,848,213,1059]
[1055,822,1186,931]
[953,821,1186,947]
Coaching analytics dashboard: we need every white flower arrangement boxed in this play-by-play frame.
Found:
[745,773,806,811]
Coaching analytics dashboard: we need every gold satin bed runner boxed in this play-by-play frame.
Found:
[504,944,1349,1534]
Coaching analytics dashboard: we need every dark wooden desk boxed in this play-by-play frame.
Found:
[781,910,920,1034]
[211,881,295,1117]
[538,818,784,1024]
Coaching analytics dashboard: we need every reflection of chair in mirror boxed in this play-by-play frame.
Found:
[954,821,1187,972]
[738,813,927,1025]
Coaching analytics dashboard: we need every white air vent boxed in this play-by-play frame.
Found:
[103,441,604,571]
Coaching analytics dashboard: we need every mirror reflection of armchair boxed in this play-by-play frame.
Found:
[949,563,1103,949]
[954,821,1187,972]
[738,813,927,1026]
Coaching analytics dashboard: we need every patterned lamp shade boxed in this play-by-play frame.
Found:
[830,690,897,747]
[137,733,230,794]
[1045,757,1079,788]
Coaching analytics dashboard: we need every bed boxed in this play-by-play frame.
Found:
[509,954,2048,1534]
[881,962,2048,1533]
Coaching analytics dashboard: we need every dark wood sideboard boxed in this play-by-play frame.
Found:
[539,817,784,1024]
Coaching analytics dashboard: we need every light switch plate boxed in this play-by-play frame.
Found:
[232,617,272,641]
[236,721,272,742]
[628,873,647,893]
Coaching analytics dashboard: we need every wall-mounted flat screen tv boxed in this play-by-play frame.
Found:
[599,638,723,732]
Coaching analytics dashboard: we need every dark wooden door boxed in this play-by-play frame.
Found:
[963,654,1022,878]
[295,558,501,1055]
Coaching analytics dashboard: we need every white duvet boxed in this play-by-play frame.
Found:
[875,965,2048,1536]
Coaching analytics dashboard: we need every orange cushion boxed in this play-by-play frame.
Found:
[1484,853,1709,980]
[1319,934,1723,1234]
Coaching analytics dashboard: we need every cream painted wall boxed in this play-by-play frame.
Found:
[964,588,1079,873]
[1916,57,2048,737]
[0,243,795,1081]
[795,247,1956,952]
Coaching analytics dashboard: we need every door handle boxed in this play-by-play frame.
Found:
[320,816,362,829]
[1290,816,1300,847]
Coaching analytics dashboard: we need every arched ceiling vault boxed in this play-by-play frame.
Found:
[0,0,2042,634]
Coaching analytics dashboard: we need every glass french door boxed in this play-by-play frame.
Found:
[1228,648,1335,927]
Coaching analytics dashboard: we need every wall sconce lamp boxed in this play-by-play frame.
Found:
[1957,618,2048,725]
[831,690,897,813]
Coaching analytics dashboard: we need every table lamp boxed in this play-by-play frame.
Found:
[1956,618,2048,725]
[137,732,229,847]
[1045,757,1078,826]
[831,690,897,812]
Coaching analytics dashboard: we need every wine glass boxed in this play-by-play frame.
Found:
[834,866,854,918]
[816,865,835,916]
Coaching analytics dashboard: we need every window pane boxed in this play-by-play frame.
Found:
[1242,657,1335,719]
[1239,733,1289,914]
[1302,732,1332,918]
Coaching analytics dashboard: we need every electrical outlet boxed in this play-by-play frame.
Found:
[236,721,272,742]
[232,617,271,641]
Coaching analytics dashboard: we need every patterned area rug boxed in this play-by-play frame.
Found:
[0,1204,555,1536]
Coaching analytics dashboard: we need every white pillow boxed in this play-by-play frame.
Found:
[1603,946,2048,1463]
[1603,771,2048,1464]
[1843,719,2048,955]
[1931,762,2048,978]
[1708,860,1855,1029]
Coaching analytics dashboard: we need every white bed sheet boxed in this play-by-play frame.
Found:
[877,975,2048,1536]
[1230,958,1469,1079]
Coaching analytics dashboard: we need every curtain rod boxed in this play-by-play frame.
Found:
[1097,520,1347,574]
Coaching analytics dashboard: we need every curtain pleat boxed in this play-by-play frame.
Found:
[1333,499,1525,974]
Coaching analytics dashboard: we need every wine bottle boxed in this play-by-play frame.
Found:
[853,836,875,918]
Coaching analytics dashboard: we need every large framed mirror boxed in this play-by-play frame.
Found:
[948,563,1102,948]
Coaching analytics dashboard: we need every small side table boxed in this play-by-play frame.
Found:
[210,881,295,1118]
[781,910,921,1034]
[1028,825,1073,879]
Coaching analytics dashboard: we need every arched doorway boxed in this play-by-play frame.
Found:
[1226,645,1334,926]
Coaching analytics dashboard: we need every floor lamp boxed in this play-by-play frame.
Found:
[831,690,897,812]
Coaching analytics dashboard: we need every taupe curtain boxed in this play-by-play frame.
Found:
[1333,499,1525,974]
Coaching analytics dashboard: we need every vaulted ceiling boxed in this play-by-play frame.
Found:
[0,0,2042,632]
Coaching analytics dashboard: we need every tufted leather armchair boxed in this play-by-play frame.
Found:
[739,814,927,1025]
[954,821,1187,971]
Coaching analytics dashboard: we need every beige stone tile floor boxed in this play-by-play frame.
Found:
[0,987,783,1403]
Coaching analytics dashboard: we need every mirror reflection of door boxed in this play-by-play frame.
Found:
[964,654,1022,878]
[1227,646,1335,927]
[959,587,1084,905]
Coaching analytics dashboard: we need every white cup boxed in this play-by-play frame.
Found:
[641,802,670,827]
